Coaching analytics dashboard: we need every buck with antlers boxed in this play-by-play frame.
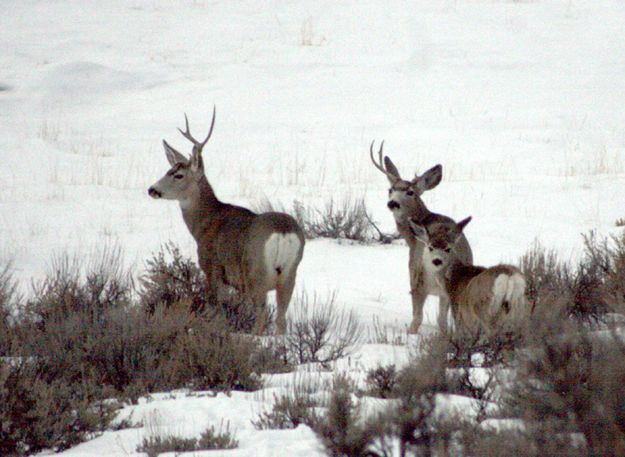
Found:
[369,141,473,333]
[409,216,527,338]
[148,107,305,334]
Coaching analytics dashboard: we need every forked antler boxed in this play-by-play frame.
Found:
[178,105,216,154]
[369,140,397,182]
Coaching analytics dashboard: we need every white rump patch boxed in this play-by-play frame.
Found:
[264,232,302,281]
[492,273,527,322]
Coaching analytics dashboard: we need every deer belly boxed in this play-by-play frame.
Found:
[263,232,301,285]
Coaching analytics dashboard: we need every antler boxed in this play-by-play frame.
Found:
[178,105,216,153]
[369,140,397,181]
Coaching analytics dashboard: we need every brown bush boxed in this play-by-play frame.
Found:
[21,246,133,328]
[0,358,116,456]
[520,229,625,321]
[284,293,362,367]
[139,242,256,332]
[312,375,392,457]
[0,262,18,356]
[163,315,262,391]
[365,364,398,399]
[254,196,395,243]
[253,390,317,430]
[504,314,625,457]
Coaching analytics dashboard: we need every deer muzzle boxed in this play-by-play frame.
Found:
[148,186,162,199]
[387,200,400,210]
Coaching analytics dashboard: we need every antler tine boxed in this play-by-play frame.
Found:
[177,105,217,152]
[202,105,216,146]
[369,140,394,180]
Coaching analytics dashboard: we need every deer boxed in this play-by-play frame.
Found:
[369,141,473,334]
[148,107,305,335]
[408,216,528,339]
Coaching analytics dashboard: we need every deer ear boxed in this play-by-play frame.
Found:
[456,216,472,232]
[414,164,442,192]
[189,149,204,173]
[163,140,188,166]
[409,219,428,243]
[383,156,401,183]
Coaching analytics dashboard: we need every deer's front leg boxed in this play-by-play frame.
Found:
[408,262,429,334]
[199,256,220,305]
[437,295,451,335]
[409,286,428,334]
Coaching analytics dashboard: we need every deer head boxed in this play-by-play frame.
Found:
[148,107,216,201]
[409,216,472,271]
[369,140,442,217]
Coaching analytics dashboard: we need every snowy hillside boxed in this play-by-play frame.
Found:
[1,0,624,456]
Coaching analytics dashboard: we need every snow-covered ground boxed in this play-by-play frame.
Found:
[1,0,624,455]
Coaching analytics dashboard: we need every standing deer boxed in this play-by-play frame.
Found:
[148,107,305,334]
[369,141,473,333]
[409,216,527,338]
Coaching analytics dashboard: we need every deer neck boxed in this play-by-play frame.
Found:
[179,175,223,241]
[396,200,431,244]
[445,256,485,301]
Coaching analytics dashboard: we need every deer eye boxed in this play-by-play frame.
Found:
[428,246,434,252]
[174,174,184,180]
[444,247,451,253]
[406,190,414,196]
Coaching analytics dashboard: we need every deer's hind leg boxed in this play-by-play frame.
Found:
[275,271,297,335]
[247,287,269,336]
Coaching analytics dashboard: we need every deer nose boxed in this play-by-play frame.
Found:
[387,200,400,210]
[148,186,161,198]
[432,259,443,267]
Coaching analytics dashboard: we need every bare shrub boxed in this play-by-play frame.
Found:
[255,196,394,243]
[139,242,208,314]
[22,245,133,327]
[197,422,239,449]
[0,262,18,355]
[446,329,518,369]
[139,242,256,332]
[305,197,374,241]
[137,435,198,457]
[616,217,625,227]
[583,229,625,310]
[365,364,398,399]
[20,302,261,401]
[253,389,317,430]
[284,293,362,367]
[520,230,625,321]
[137,422,238,456]
[367,317,407,345]
[391,337,452,456]
[312,375,393,457]
[248,337,292,374]
[0,358,116,456]
[164,315,262,391]
[459,422,586,457]
[15,246,262,402]
[504,313,625,456]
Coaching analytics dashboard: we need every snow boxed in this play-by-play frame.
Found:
[2,0,625,455]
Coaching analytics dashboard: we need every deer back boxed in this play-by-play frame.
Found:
[210,208,304,291]
[448,263,523,333]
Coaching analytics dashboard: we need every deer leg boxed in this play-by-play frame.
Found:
[275,273,297,335]
[251,289,269,336]
[199,257,220,306]
[409,287,428,334]
[437,295,451,335]
[408,259,428,334]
